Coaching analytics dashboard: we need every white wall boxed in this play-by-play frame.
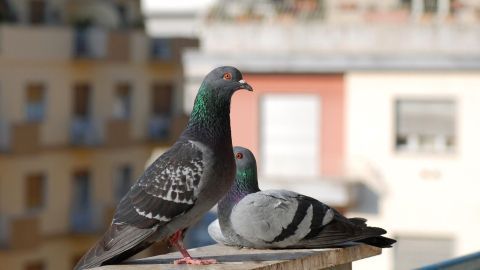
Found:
[346,72,480,270]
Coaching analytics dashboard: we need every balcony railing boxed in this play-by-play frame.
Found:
[0,120,9,152]
[0,214,41,250]
[69,205,104,234]
[105,119,132,146]
[150,38,173,60]
[73,27,107,59]
[70,117,101,146]
[148,115,171,141]
[420,251,480,270]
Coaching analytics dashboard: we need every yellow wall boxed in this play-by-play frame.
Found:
[0,22,182,270]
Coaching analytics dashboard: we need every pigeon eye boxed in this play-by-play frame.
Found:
[235,152,243,159]
[223,72,232,80]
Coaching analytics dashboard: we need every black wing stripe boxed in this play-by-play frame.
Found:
[267,197,312,243]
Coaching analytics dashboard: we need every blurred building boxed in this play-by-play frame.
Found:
[182,0,480,269]
[0,0,197,269]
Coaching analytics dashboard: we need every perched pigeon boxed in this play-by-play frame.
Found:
[74,67,253,269]
[208,147,396,249]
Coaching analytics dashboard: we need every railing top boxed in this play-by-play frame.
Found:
[92,243,381,270]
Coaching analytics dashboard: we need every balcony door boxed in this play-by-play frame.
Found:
[70,169,93,232]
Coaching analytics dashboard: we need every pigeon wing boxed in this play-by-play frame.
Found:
[74,140,205,269]
[230,190,331,248]
[113,140,204,227]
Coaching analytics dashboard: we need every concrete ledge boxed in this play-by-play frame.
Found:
[92,244,381,270]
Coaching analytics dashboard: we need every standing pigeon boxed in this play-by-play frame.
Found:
[209,147,396,249]
[74,67,253,269]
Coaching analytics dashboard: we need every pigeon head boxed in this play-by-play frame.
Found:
[203,66,253,96]
[232,146,259,193]
[183,66,253,146]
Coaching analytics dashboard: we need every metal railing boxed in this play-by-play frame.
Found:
[418,251,480,270]
[0,120,9,152]
[70,117,102,146]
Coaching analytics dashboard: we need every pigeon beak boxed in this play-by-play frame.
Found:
[238,80,253,91]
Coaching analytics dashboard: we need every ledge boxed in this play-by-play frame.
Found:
[92,244,381,270]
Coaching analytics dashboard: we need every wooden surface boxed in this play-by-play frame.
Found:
[92,244,381,270]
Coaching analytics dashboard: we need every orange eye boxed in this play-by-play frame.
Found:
[235,152,243,159]
[223,72,232,80]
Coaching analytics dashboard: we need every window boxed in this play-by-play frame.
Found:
[113,83,131,119]
[29,0,46,24]
[395,235,454,270]
[261,94,321,177]
[114,165,132,201]
[73,83,91,118]
[395,99,456,153]
[400,0,412,9]
[116,3,128,27]
[152,83,173,116]
[25,173,46,211]
[24,260,45,270]
[151,39,172,60]
[70,169,94,232]
[72,170,91,208]
[149,83,173,139]
[424,0,438,14]
[26,83,46,122]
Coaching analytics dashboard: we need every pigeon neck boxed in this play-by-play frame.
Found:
[218,167,259,226]
[182,85,233,148]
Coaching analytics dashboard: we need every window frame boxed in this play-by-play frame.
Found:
[25,172,47,212]
[392,96,458,156]
[113,82,132,120]
[25,81,47,122]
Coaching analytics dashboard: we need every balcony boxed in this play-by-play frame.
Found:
[0,120,9,152]
[105,119,132,147]
[0,214,41,250]
[199,23,480,56]
[73,28,132,61]
[106,31,131,61]
[0,25,71,61]
[73,27,107,59]
[70,118,101,146]
[69,206,105,234]
[0,122,41,154]
[150,38,173,61]
[148,115,171,141]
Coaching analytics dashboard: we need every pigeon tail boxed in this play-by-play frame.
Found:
[74,224,157,270]
[293,217,393,249]
[347,217,396,247]
[356,235,397,248]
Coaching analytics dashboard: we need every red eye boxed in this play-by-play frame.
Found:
[235,152,243,159]
[223,72,232,80]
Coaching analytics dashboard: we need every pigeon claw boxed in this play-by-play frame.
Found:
[173,257,217,265]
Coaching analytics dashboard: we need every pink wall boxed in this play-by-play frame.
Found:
[230,74,345,177]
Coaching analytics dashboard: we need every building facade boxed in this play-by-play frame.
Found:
[0,0,196,269]
[182,0,480,269]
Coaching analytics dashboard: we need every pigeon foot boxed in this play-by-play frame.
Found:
[173,257,217,265]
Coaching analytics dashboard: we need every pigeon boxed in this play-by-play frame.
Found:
[208,146,396,249]
[74,67,253,269]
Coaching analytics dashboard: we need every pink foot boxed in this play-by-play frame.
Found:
[173,257,217,265]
